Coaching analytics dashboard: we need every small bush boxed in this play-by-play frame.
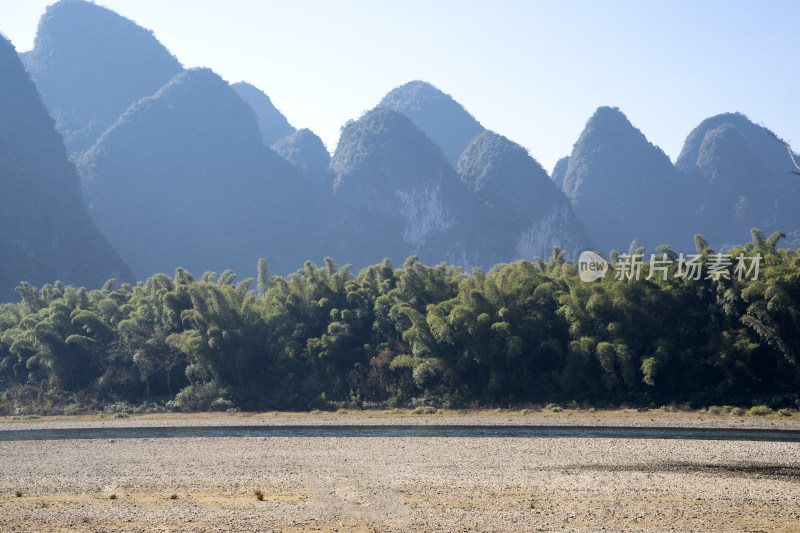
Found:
[14,490,22,497]
[748,405,772,416]
[707,406,724,415]
[253,489,264,501]
[777,408,793,417]
[108,493,117,500]
[173,382,229,412]
[309,409,322,415]
[721,405,735,413]
[521,408,531,415]
[411,406,437,415]
[169,493,178,500]
[567,400,579,409]
[63,403,83,416]
[546,403,561,413]
[209,398,235,412]
[337,408,348,415]
[730,407,745,416]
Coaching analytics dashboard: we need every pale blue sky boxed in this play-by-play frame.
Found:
[1,0,797,172]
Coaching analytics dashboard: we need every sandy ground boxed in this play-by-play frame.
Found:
[2,408,800,430]
[1,411,799,532]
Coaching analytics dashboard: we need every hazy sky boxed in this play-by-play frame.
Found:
[1,0,798,172]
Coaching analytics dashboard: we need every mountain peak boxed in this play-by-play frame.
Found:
[232,81,295,146]
[379,80,484,166]
[272,128,330,180]
[24,0,183,154]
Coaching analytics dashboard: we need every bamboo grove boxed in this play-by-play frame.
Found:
[1,229,798,414]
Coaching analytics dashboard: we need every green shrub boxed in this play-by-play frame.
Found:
[707,406,724,415]
[546,403,561,413]
[777,408,792,417]
[63,403,83,416]
[209,398,235,412]
[309,409,322,415]
[721,405,735,413]
[411,406,437,415]
[173,381,229,412]
[730,407,745,416]
[337,408,348,415]
[521,408,531,415]
[748,405,772,416]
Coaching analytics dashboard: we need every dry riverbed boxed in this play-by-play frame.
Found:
[1,410,799,532]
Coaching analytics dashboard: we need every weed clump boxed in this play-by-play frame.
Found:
[730,407,745,416]
[253,489,264,501]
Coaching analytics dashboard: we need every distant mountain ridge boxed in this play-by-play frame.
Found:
[7,0,800,294]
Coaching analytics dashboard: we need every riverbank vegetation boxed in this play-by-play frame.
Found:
[1,230,798,415]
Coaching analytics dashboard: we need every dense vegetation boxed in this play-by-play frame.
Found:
[1,230,798,415]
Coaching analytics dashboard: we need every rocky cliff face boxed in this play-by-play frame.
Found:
[0,34,132,299]
[457,131,593,262]
[329,107,471,266]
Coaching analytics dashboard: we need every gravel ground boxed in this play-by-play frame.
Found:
[0,413,799,532]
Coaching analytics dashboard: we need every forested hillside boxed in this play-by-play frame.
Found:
[1,230,797,415]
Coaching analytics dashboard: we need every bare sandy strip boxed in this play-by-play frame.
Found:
[2,408,800,430]
[1,412,799,532]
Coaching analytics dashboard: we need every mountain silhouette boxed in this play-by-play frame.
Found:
[329,107,478,266]
[0,35,132,300]
[22,0,183,156]
[677,112,800,249]
[232,81,295,146]
[561,106,691,254]
[78,68,316,279]
[272,128,330,182]
[379,80,484,166]
[457,131,593,261]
